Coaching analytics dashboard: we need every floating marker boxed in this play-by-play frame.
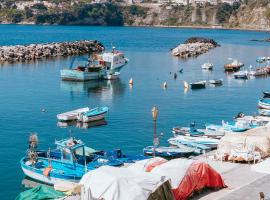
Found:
[183,81,189,89]
[41,108,46,112]
[163,82,167,89]
[129,78,133,85]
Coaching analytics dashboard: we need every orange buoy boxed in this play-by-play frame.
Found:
[43,166,52,176]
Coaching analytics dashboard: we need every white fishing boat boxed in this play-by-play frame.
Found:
[57,107,90,121]
[61,48,128,81]
[102,72,120,80]
[201,62,213,70]
[233,70,248,79]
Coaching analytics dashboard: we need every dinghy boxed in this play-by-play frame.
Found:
[258,98,270,109]
[102,72,120,80]
[21,135,147,185]
[233,70,248,79]
[77,106,109,123]
[256,57,266,63]
[143,145,194,158]
[168,135,218,149]
[57,107,90,121]
[172,122,204,137]
[263,91,270,98]
[201,62,213,70]
[190,81,206,89]
[209,79,223,85]
[258,109,270,116]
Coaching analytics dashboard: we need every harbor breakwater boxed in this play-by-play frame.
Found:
[171,37,220,58]
[0,40,104,63]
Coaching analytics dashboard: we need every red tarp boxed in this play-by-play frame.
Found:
[172,161,226,200]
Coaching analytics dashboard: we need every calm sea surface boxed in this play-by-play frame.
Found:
[0,25,269,199]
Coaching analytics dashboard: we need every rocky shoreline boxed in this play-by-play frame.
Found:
[171,37,220,58]
[0,40,104,63]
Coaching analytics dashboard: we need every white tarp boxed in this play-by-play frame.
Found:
[79,166,168,200]
[127,157,168,173]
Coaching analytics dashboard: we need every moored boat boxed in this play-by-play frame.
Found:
[57,107,90,122]
[190,81,206,89]
[143,145,194,158]
[258,98,270,110]
[77,106,109,123]
[172,122,204,137]
[249,68,268,77]
[102,72,120,80]
[256,57,266,63]
[263,91,270,98]
[201,62,213,70]
[233,70,248,79]
[258,109,270,116]
[224,59,244,71]
[209,79,223,85]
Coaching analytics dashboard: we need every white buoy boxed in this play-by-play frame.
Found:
[163,82,167,89]
[183,81,189,89]
[129,78,133,85]
[41,108,46,112]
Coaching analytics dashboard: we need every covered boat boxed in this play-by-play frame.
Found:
[143,145,194,158]
[224,59,244,71]
[77,106,109,123]
[258,98,270,109]
[20,135,146,185]
[190,81,206,89]
[57,107,90,122]
[61,48,128,81]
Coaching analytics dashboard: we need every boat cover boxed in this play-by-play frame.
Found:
[217,126,270,158]
[15,185,65,200]
[79,165,174,200]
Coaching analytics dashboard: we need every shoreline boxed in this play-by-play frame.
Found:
[1,22,270,33]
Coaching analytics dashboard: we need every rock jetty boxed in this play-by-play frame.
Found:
[171,37,220,58]
[0,40,104,63]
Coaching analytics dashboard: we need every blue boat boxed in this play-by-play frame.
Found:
[172,122,204,137]
[256,57,266,63]
[77,106,109,123]
[258,98,270,110]
[21,135,146,185]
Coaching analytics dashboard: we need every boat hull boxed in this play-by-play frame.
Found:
[60,69,103,81]
[80,113,106,123]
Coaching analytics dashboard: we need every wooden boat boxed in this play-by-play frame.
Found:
[57,107,90,121]
[201,62,213,70]
[258,98,270,109]
[224,59,244,71]
[258,109,270,116]
[233,70,248,79]
[209,79,223,85]
[190,81,206,89]
[77,107,109,123]
[263,91,270,98]
[21,136,147,185]
[102,72,120,80]
[143,145,194,158]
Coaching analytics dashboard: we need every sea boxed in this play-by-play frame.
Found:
[0,24,269,199]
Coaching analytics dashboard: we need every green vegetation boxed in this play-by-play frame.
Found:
[216,2,240,23]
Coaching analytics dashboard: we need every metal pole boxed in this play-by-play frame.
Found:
[153,119,156,157]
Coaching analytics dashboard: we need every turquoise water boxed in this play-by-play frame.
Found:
[0,25,270,199]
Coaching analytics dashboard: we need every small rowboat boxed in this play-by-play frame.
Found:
[57,107,90,121]
[143,145,194,158]
[224,59,244,71]
[77,106,109,123]
[258,98,270,110]
[258,109,270,116]
[190,81,206,89]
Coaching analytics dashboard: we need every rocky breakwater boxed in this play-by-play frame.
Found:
[0,40,104,63]
[171,37,220,58]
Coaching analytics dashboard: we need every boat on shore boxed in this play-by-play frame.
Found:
[190,81,206,89]
[77,107,109,123]
[224,59,244,71]
[233,70,248,79]
[21,135,146,185]
[258,109,270,116]
[60,48,128,81]
[172,123,204,137]
[57,107,90,122]
[143,145,194,158]
[201,62,213,70]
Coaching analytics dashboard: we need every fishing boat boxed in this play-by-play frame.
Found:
[258,98,270,109]
[233,70,248,79]
[172,122,204,137]
[201,62,213,70]
[205,120,253,133]
[143,145,194,158]
[57,107,90,122]
[102,72,120,80]
[209,79,223,85]
[190,81,206,89]
[77,107,109,123]
[263,91,270,98]
[258,109,270,116]
[60,48,128,81]
[168,135,217,150]
[224,59,244,71]
[21,135,146,185]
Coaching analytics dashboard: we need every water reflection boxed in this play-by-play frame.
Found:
[57,119,107,129]
[60,79,126,99]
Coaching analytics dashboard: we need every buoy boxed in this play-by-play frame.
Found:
[174,73,177,79]
[163,82,167,89]
[41,108,46,112]
[183,81,189,89]
[129,78,133,85]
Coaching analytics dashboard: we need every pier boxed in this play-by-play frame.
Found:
[0,40,104,63]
